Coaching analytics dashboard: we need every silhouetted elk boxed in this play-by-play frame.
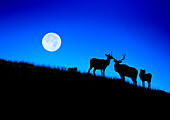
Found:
[88,52,113,76]
[139,69,152,88]
[68,67,77,72]
[113,54,138,85]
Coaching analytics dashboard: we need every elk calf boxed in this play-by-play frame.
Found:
[88,52,113,76]
[139,69,152,88]
[113,54,138,85]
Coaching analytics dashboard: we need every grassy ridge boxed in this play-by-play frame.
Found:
[0,59,168,96]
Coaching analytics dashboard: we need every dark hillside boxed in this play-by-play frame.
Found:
[0,59,169,96]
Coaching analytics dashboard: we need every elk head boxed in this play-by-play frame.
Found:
[105,51,113,60]
[113,54,126,64]
[140,69,146,74]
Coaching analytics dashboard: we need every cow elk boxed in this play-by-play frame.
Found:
[88,51,113,76]
[139,69,152,88]
[113,54,138,85]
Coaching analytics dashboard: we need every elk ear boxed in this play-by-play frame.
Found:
[105,54,108,56]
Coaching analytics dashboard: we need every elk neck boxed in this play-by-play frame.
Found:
[114,62,120,72]
[106,57,111,65]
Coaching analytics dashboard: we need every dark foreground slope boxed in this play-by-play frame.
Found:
[0,59,169,96]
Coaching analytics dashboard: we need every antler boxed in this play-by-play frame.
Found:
[111,51,117,61]
[119,53,126,62]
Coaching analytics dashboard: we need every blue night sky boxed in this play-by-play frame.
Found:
[0,0,170,92]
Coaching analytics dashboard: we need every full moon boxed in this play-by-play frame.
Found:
[42,32,61,52]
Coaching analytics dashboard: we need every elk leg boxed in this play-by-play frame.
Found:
[88,67,92,74]
[121,76,125,82]
[101,69,105,77]
[132,77,137,85]
[142,81,145,87]
[101,69,103,76]
[103,69,105,76]
[93,68,96,76]
[148,82,151,89]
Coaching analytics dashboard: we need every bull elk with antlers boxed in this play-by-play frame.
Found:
[113,54,138,85]
[88,51,113,76]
